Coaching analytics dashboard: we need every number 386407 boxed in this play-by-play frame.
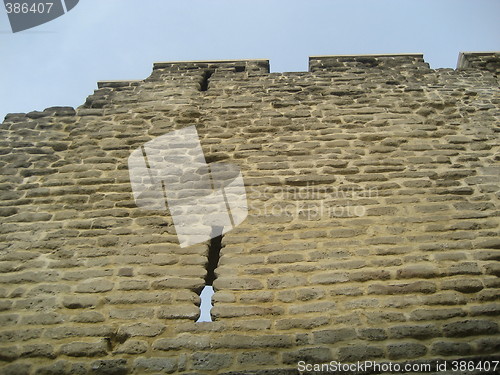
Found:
[5,2,54,14]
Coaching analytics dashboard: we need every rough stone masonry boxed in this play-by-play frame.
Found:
[0,52,499,375]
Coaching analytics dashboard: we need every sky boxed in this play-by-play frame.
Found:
[0,0,499,121]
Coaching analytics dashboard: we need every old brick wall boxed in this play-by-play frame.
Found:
[0,53,499,374]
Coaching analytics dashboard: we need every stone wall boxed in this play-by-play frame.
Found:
[0,52,499,374]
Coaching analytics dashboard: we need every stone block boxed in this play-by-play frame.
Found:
[0,346,20,361]
[213,334,293,349]
[213,277,264,290]
[153,334,211,351]
[63,295,99,309]
[473,337,500,354]
[0,363,32,375]
[133,357,177,373]
[0,328,42,342]
[387,342,427,360]
[59,340,108,357]
[289,301,336,314]
[268,275,307,289]
[441,278,484,293]
[396,264,439,279]
[357,328,387,341]
[409,308,466,321]
[90,359,129,375]
[368,281,436,295]
[157,304,199,320]
[338,345,384,362]
[313,328,357,343]
[275,317,329,330]
[117,323,165,337]
[431,341,472,356]
[75,280,114,293]
[388,324,439,340]
[442,319,498,337]
[192,352,232,371]
[113,339,149,355]
[237,351,277,366]
[282,347,333,364]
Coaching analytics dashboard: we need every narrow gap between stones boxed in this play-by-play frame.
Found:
[197,228,223,322]
[200,70,213,92]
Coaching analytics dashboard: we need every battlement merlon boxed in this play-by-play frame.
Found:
[153,59,270,73]
[96,60,270,89]
[308,53,429,72]
[457,51,500,75]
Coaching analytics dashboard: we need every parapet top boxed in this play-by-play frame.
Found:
[309,53,424,59]
[308,53,429,72]
[153,58,269,67]
[457,51,500,70]
[94,51,499,92]
[153,59,270,73]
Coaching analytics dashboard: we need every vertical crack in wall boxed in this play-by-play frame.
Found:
[205,228,223,287]
[200,70,214,92]
[197,227,223,322]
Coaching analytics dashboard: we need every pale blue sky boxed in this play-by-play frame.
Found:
[1,0,499,120]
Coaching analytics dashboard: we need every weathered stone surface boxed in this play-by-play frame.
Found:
[1,53,499,374]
